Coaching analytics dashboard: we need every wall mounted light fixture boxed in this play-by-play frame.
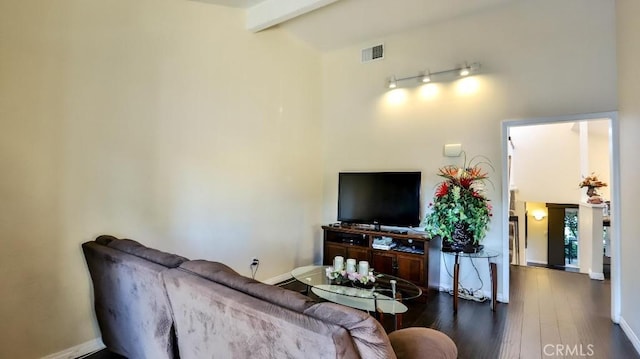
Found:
[386,62,480,89]
[532,210,547,221]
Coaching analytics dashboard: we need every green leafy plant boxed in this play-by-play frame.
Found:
[424,154,493,246]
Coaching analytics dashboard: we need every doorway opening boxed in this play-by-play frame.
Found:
[501,111,621,323]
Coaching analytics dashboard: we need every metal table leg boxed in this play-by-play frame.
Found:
[453,253,460,313]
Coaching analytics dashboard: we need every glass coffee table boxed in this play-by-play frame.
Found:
[291,265,422,330]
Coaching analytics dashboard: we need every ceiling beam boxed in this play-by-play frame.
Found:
[247,0,341,32]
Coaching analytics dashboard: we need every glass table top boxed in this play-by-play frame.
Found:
[441,248,501,259]
[291,265,422,314]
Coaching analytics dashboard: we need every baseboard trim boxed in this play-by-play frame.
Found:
[526,260,548,265]
[263,263,324,285]
[263,271,293,285]
[620,317,640,355]
[41,338,105,359]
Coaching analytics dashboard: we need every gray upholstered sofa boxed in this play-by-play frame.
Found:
[83,235,188,358]
[83,236,457,359]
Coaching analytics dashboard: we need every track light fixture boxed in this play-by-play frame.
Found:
[386,62,480,89]
[421,70,431,83]
[459,64,471,77]
[387,75,397,89]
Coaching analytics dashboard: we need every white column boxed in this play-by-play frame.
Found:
[579,203,605,280]
[579,121,590,203]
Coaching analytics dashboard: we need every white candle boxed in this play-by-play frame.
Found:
[346,259,356,273]
[333,256,344,271]
[358,261,369,276]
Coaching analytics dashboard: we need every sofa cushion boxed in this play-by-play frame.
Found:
[179,260,316,313]
[108,238,187,268]
[304,302,397,359]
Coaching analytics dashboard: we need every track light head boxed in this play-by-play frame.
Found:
[388,76,397,89]
[421,71,431,83]
[459,66,470,77]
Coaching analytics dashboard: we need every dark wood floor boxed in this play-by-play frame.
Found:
[83,265,638,359]
[412,265,637,359]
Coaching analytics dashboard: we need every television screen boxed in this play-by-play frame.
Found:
[337,172,421,227]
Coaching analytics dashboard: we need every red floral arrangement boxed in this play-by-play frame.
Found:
[424,155,493,246]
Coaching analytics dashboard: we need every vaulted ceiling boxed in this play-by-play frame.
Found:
[194,0,516,51]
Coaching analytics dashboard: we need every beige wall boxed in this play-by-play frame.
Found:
[617,0,640,352]
[524,202,548,264]
[0,0,322,357]
[320,0,616,296]
[510,120,611,203]
[510,122,582,204]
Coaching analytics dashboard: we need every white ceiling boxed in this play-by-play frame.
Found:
[195,0,516,51]
[279,0,516,51]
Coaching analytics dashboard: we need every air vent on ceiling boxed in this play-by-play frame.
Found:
[361,44,384,63]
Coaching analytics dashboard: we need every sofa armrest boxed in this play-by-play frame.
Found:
[388,327,457,359]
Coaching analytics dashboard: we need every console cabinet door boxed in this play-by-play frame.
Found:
[372,251,396,275]
[347,247,371,263]
[325,244,370,266]
[395,253,425,285]
[324,243,347,266]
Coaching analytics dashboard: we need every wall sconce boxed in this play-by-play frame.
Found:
[386,62,480,89]
[532,210,547,221]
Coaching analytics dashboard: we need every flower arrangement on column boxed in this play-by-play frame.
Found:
[579,173,607,204]
[424,155,493,253]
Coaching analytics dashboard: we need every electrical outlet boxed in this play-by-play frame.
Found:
[250,257,259,266]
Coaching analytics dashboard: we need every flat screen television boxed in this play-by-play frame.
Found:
[337,172,421,228]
